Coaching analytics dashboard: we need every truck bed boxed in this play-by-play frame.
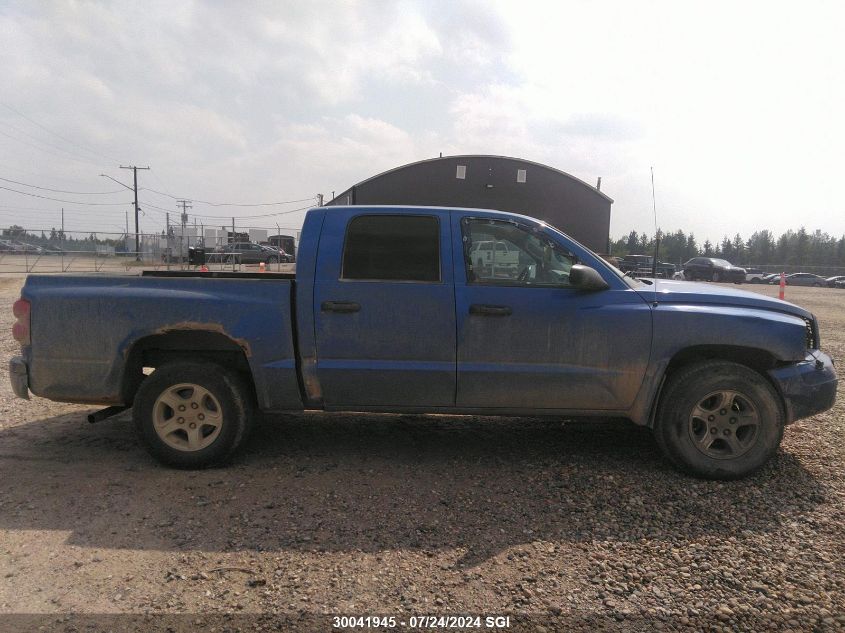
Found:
[21,274,303,411]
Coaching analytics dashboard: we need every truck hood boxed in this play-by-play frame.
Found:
[634,279,812,320]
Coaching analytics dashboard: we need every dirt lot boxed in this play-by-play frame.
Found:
[0,277,842,632]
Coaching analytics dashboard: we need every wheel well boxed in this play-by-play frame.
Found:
[121,330,253,404]
[665,345,780,378]
[650,345,783,428]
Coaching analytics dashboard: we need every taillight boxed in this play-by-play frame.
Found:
[12,298,30,345]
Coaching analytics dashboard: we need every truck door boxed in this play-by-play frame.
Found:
[454,214,652,411]
[313,209,456,408]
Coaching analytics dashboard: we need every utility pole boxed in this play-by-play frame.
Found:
[120,165,150,260]
[166,212,172,270]
[60,208,65,273]
[176,199,192,269]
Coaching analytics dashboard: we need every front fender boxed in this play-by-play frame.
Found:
[628,304,811,426]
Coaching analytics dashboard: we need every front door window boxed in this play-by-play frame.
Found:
[462,218,576,286]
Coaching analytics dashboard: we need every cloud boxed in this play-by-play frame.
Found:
[0,0,843,241]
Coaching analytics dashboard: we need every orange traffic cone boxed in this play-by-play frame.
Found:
[259,261,266,273]
[779,272,785,300]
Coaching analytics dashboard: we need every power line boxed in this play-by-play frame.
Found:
[148,168,178,200]
[0,102,122,164]
[0,161,115,187]
[0,175,124,195]
[138,201,176,215]
[0,205,131,217]
[187,204,314,220]
[0,128,109,167]
[141,185,316,207]
[0,184,133,206]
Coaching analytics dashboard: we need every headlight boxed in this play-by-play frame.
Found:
[803,316,819,349]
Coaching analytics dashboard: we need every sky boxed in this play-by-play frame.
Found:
[1,0,843,243]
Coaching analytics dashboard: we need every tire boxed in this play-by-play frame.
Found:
[133,361,254,468]
[654,361,784,480]
[750,278,760,284]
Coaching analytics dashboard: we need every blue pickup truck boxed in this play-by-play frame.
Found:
[9,206,837,479]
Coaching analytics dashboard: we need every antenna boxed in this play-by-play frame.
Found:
[650,166,660,305]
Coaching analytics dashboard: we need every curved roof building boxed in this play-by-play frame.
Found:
[327,155,612,253]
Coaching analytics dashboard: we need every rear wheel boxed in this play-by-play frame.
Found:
[133,361,254,468]
[654,361,784,479]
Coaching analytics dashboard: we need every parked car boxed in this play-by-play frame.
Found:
[8,241,44,254]
[744,268,768,283]
[834,278,845,289]
[214,242,285,264]
[780,273,827,287]
[0,239,30,253]
[9,205,837,479]
[825,275,845,288]
[762,273,782,283]
[682,257,746,283]
[618,254,676,278]
[268,235,296,263]
[260,244,293,263]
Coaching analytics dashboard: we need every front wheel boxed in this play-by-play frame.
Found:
[133,361,254,468]
[654,361,784,479]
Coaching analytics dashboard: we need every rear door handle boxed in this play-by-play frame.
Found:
[469,304,512,316]
[321,300,361,313]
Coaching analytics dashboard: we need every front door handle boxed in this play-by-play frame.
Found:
[469,304,512,316]
[321,300,361,313]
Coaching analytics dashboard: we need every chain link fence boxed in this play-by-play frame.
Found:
[0,223,300,274]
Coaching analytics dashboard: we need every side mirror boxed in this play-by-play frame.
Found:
[569,264,609,291]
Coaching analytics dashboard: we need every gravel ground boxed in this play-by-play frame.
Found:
[0,276,842,632]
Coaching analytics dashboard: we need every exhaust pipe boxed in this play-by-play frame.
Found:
[87,405,129,424]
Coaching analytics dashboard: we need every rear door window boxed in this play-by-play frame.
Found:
[342,215,440,282]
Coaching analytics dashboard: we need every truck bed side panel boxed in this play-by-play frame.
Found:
[22,275,302,410]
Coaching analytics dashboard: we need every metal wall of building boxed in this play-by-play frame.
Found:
[327,155,612,253]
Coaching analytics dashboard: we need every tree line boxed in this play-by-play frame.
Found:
[611,227,845,269]
[2,225,128,251]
